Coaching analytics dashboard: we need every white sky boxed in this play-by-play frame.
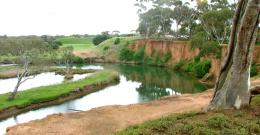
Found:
[0,0,139,36]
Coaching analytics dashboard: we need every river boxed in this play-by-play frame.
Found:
[0,64,207,134]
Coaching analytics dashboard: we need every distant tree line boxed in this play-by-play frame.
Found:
[136,0,235,42]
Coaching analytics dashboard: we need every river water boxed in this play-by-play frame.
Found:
[0,64,207,134]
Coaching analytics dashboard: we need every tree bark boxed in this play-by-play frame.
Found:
[209,0,260,109]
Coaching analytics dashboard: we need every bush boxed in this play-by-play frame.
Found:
[193,60,211,78]
[174,59,211,78]
[103,46,109,51]
[133,47,145,62]
[119,48,135,61]
[251,62,258,77]
[114,38,120,45]
[72,56,84,64]
[92,34,110,45]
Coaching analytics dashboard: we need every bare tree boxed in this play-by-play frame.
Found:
[209,0,260,109]
[8,52,35,100]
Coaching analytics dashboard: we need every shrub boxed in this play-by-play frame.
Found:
[174,58,211,78]
[133,47,145,62]
[103,46,109,51]
[114,38,120,45]
[119,48,135,61]
[250,62,258,77]
[193,60,211,78]
[72,56,84,64]
[92,34,110,45]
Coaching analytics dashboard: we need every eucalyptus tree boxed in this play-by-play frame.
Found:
[138,7,173,38]
[209,0,260,109]
[200,8,234,44]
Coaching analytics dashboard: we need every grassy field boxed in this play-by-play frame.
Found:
[116,97,260,135]
[56,37,95,50]
[62,44,95,50]
[0,70,118,110]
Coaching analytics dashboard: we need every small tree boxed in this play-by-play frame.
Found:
[8,52,35,100]
[60,46,74,80]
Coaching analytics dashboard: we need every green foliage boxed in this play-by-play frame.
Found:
[114,38,121,45]
[173,60,186,71]
[119,48,135,61]
[193,60,211,78]
[174,58,211,78]
[103,46,109,51]
[133,47,145,62]
[191,32,221,58]
[72,56,84,64]
[250,62,258,77]
[0,70,118,110]
[92,34,111,45]
[208,114,228,128]
[56,37,94,44]
[162,52,172,63]
[116,109,260,135]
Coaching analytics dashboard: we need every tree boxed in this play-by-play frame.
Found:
[60,46,74,80]
[209,0,260,109]
[8,52,35,100]
[200,7,234,44]
[92,33,110,45]
[138,7,173,38]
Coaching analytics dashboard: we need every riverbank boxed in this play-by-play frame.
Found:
[0,70,119,120]
[6,78,260,135]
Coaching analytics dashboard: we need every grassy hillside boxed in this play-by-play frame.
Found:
[56,37,95,50]
[96,37,139,60]
[56,37,93,44]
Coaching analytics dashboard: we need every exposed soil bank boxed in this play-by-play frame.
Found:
[0,75,119,121]
[6,78,260,135]
[129,40,260,78]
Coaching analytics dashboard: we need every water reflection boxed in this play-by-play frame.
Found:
[0,72,91,94]
[103,64,207,94]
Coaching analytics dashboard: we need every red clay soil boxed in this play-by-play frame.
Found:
[6,79,260,135]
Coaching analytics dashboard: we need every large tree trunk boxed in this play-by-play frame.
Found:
[209,0,260,109]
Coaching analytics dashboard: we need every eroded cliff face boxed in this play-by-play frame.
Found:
[129,39,200,64]
[129,39,260,79]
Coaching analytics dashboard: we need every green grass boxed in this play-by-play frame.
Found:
[56,37,94,44]
[116,102,260,135]
[0,70,118,110]
[56,37,95,50]
[62,44,95,50]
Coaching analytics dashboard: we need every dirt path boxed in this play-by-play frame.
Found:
[6,79,260,135]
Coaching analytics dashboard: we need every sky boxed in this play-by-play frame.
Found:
[0,0,139,36]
